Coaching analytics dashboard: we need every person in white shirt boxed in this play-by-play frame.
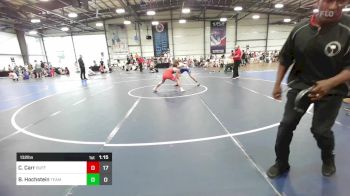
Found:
[9,71,18,81]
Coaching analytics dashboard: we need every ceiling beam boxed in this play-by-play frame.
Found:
[115,0,140,21]
[24,4,100,31]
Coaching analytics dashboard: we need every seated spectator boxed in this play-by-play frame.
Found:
[64,67,70,75]
[57,67,64,75]
[99,64,107,73]
[9,71,19,81]
[88,67,96,76]
[42,68,49,77]
[54,67,70,75]
[148,61,158,73]
[28,64,33,72]
[14,65,19,76]
[50,67,55,77]
[23,70,30,80]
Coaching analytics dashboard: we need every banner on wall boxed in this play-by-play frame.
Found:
[152,22,169,57]
[210,21,226,54]
[107,24,129,61]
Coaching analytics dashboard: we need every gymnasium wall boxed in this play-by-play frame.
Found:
[0,10,297,69]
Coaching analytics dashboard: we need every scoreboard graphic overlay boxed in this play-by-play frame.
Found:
[16,153,112,186]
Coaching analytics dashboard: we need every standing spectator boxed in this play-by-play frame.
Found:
[40,61,45,76]
[34,60,41,78]
[241,50,247,66]
[137,57,144,72]
[232,45,242,79]
[78,55,87,80]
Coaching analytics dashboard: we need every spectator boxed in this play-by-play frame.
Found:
[232,45,242,79]
[64,67,70,75]
[78,55,87,80]
[9,71,18,81]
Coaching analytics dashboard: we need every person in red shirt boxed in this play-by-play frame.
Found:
[137,57,145,72]
[232,45,242,79]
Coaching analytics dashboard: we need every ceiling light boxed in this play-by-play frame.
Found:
[252,15,260,19]
[234,6,243,11]
[31,19,41,23]
[179,19,186,24]
[182,8,191,14]
[220,17,227,22]
[29,30,37,35]
[275,3,284,9]
[283,18,291,23]
[152,21,159,25]
[343,7,350,12]
[61,27,69,31]
[124,20,131,25]
[116,8,125,14]
[96,22,103,27]
[68,13,78,18]
[147,10,156,16]
[313,9,319,13]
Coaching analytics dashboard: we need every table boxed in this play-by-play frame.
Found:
[155,63,170,68]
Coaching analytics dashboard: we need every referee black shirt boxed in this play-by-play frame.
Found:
[280,15,350,96]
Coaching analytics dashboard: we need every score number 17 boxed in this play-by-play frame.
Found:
[102,165,109,171]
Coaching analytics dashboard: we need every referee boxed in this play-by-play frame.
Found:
[267,0,350,178]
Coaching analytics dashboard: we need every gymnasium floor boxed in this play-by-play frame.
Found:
[0,67,349,196]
